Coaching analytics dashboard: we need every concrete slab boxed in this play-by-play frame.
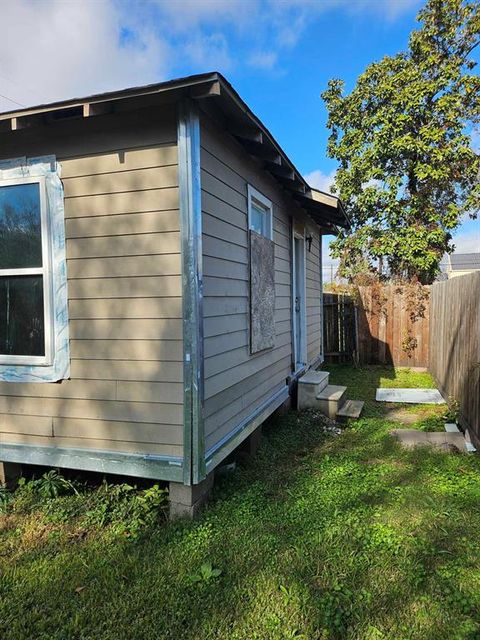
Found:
[464,429,477,453]
[428,432,465,451]
[426,433,450,445]
[445,423,460,433]
[448,434,466,449]
[376,388,445,404]
[391,429,466,451]
[390,429,429,448]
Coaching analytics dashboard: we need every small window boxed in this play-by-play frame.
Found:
[247,185,272,240]
[0,158,69,381]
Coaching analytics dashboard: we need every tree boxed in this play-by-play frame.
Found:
[322,0,480,284]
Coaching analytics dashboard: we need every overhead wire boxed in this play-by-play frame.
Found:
[0,91,25,108]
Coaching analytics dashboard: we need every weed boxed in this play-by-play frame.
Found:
[189,562,222,584]
[443,397,461,424]
[82,481,168,535]
[33,470,78,499]
[0,484,11,514]
[416,415,445,432]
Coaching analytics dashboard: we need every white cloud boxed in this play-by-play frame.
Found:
[452,230,480,254]
[150,0,253,32]
[183,33,232,70]
[304,169,336,194]
[0,0,167,111]
[265,0,421,49]
[248,51,278,70]
[0,0,424,113]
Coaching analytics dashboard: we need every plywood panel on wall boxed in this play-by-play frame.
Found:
[250,231,275,353]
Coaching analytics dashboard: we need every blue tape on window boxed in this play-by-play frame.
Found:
[0,156,70,382]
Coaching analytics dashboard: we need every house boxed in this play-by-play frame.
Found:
[0,72,349,516]
[444,253,480,279]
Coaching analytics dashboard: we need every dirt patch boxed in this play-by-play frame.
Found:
[385,409,422,424]
[0,514,17,533]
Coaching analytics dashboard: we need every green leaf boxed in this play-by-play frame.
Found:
[321,0,480,284]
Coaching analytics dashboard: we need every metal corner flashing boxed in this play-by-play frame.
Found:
[205,385,289,473]
[178,99,205,486]
[0,443,183,482]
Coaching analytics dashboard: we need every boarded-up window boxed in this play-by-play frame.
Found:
[250,230,275,353]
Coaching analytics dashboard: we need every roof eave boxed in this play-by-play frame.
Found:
[0,70,350,229]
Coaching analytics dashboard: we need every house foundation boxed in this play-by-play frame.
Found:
[169,473,214,519]
[0,461,21,488]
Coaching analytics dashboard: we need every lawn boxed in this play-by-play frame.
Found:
[1,366,480,640]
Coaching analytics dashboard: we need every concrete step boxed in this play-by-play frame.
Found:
[337,399,364,421]
[297,370,330,410]
[315,384,347,419]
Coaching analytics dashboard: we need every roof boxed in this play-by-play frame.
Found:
[0,72,349,231]
[449,253,480,271]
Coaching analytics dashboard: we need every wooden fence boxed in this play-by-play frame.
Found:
[323,286,430,366]
[356,285,430,368]
[323,293,356,363]
[429,272,480,445]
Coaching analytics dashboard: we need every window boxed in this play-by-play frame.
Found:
[0,157,69,382]
[0,178,51,363]
[247,185,272,240]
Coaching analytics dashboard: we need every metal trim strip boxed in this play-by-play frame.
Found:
[0,443,183,482]
[205,386,289,473]
[178,99,205,486]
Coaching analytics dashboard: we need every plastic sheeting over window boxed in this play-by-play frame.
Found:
[0,156,69,382]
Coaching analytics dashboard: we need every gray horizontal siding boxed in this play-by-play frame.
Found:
[306,226,322,362]
[0,106,184,458]
[200,117,324,457]
[201,117,301,454]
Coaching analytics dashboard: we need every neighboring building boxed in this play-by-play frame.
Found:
[442,252,480,279]
[0,72,349,515]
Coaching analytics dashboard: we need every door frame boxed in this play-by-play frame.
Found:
[292,228,307,372]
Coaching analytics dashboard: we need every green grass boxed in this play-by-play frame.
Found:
[328,364,450,428]
[1,365,480,640]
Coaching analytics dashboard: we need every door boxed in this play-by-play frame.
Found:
[293,233,307,370]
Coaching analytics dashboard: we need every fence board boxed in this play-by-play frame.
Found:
[323,293,356,363]
[357,285,430,367]
[429,272,480,445]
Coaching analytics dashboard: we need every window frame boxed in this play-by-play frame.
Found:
[247,184,273,240]
[0,155,69,383]
[0,175,53,366]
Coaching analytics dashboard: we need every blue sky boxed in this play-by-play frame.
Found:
[0,0,478,262]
